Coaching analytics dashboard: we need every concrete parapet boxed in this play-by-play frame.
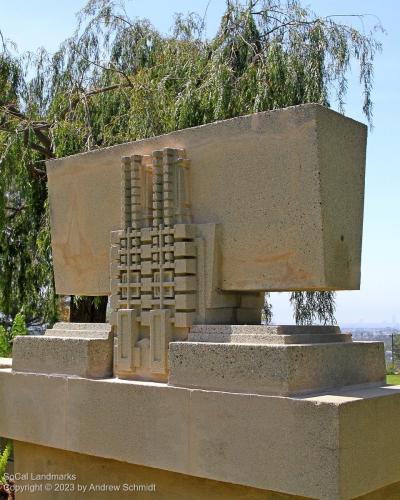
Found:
[0,368,399,499]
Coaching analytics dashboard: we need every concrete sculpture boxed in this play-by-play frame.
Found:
[111,148,262,380]
[3,104,400,499]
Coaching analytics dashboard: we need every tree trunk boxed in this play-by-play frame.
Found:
[69,296,108,323]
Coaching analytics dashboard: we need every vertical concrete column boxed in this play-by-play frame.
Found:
[152,151,163,228]
[174,152,191,224]
[149,309,171,374]
[163,148,175,227]
[142,158,153,228]
[131,155,143,230]
[121,156,132,229]
[117,309,139,373]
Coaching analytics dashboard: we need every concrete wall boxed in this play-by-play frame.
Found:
[46,104,367,296]
[13,441,301,500]
[11,441,400,500]
[1,368,400,499]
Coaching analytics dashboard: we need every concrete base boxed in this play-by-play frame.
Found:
[12,323,113,378]
[12,441,301,499]
[10,442,400,500]
[12,441,400,500]
[1,367,400,499]
[169,341,385,396]
[169,325,386,396]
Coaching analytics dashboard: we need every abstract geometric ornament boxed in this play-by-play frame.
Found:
[110,148,198,381]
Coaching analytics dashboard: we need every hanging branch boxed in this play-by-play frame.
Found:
[70,43,134,87]
[0,0,383,326]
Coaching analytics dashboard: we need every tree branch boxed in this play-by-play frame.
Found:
[5,204,27,220]
[1,104,53,154]
[29,141,54,159]
[86,82,131,96]
[57,82,131,122]
[71,44,134,88]
[109,13,134,29]
[33,128,52,150]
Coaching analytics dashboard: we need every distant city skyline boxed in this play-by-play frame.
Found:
[1,0,398,326]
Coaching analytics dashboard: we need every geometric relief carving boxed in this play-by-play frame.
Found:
[110,148,197,381]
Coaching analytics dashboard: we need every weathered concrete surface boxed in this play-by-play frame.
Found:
[12,442,400,500]
[168,341,385,395]
[188,324,351,344]
[45,322,112,337]
[12,323,113,378]
[13,441,307,500]
[46,104,367,295]
[1,369,399,499]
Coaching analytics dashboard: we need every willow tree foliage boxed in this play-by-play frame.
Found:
[0,0,382,325]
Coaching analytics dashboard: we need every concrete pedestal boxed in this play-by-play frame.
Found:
[169,325,385,395]
[1,370,400,498]
[3,324,400,499]
[11,441,400,500]
[12,323,113,378]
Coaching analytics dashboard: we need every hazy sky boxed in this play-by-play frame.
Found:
[1,0,399,326]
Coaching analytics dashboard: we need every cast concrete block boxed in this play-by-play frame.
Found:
[12,323,113,378]
[65,378,189,472]
[168,341,386,395]
[0,370,67,447]
[13,441,298,500]
[188,385,400,499]
[46,104,367,295]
